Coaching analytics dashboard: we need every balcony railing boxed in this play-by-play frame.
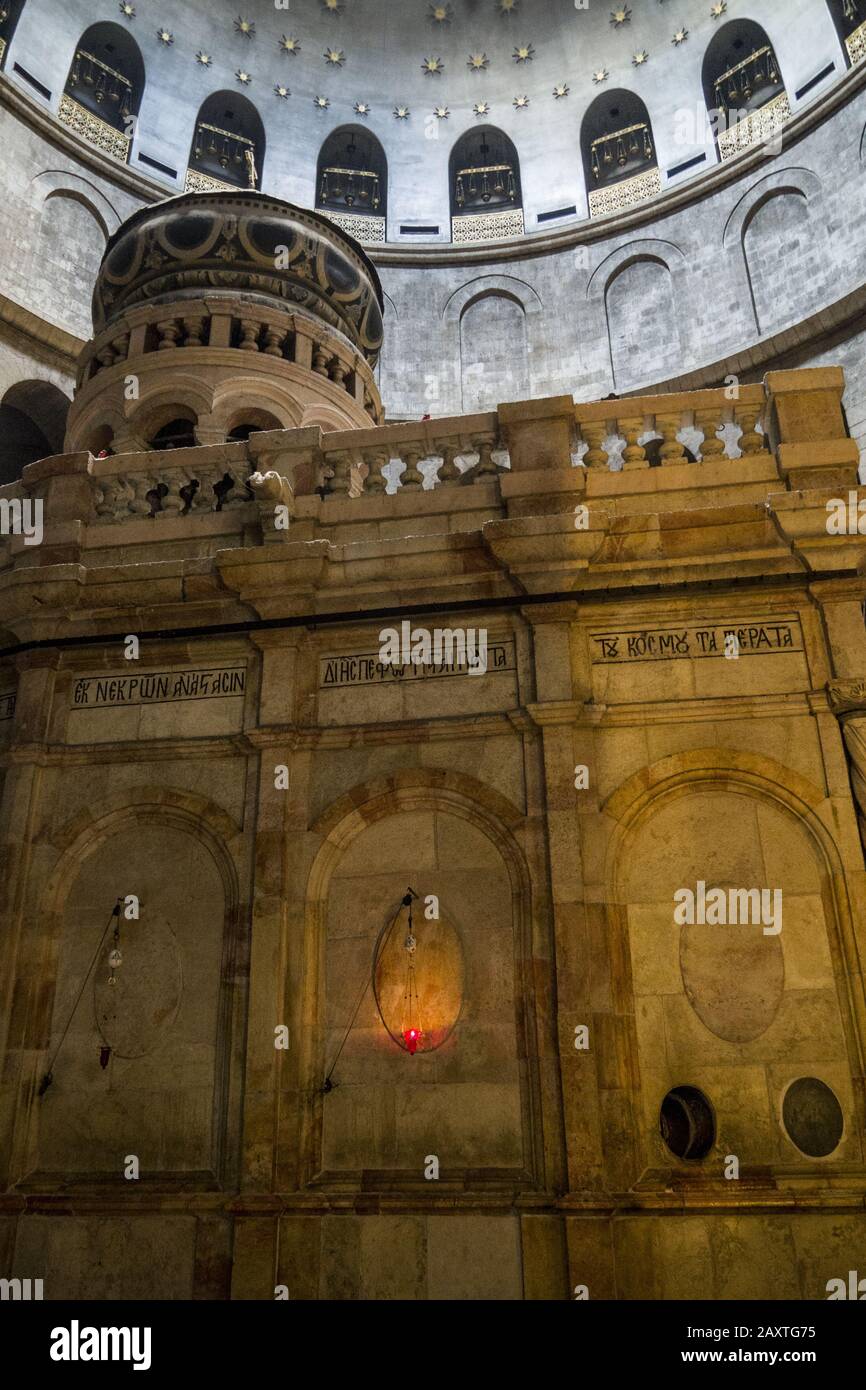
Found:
[451,207,525,243]
[318,208,386,245]
[846,19,866,65]
[184,167,239,194]
[58,93,130,163]
[718,91,790,162]
[588,166,661,219]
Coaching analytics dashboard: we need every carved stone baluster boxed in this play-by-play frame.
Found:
[223,472,252,508]
[191,465,220,512]
[439,445,461,485]
[96,343,116,371]
[239,319,261,352]
[579,423,609,470]
[111,332,130,364]
[329,358,349,391]
[657,414,686,466]
[95,475,133,520]
[184,317,207,348]
[472,435,500,479]
[400,447,424,490]
[362,450,388,493]
[695,408,726,462]
[157,320,181,351]
[620,416,647,470]
[325,450,352,494]
[735,407,769,456]
[129,471,158,516]
[262,325,285,357]
[155,467,185,518]
[312,346,330,376]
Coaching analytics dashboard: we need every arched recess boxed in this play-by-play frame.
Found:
[28,190,108,339]
[449,125,524,239]
[581,88,659,218]
[29,171,121,238]
[601,750,865,1183]
[702,19,788,162]
[19,794,242,1188]
[824,1,865,68]
[589,240,686,393]
[298,770,549,1192]
[62,22,145,164]
[0,381,71,483]
[0,1,27,70]
[316,124,387,240]
[188,90,265,191]
[210,379,302,437]
[125,379,214,448]
[459,291,529,412]
[723,169,824,335]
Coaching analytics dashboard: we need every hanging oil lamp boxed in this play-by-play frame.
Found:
[401,894,422,1055]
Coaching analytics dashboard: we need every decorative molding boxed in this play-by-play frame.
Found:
[57,94,130,164]
[452,207,525,243]
[588,166,661,218]
[719,92,791,162]
[846,19,866,65]
[320,208,386,243]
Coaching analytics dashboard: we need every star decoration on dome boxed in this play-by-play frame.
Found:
[196,52,213,66]
[421,56,444,75]
[672,29,689,46]
[474,100,491,115]
[610,7,631,26]
[235,69,252,84]
[468,53,490,70]
[119,2,135,17]
[498,0,519,13]
[513,94,529,109]
[632,50,649,66]
[428,2,453,22]
[354,100,371,115]
[513,44,534,63]
[279,36,301,56]
[592,67,609,84]
[324,48,345,66]
[553,82,569,99]
[274,84,290,99]
[321,0,343,13]
[314,94,330,108]
[393,104,410,119]
[434,104,450,119]
[710,1,727,15]
[234,17,255,39]
[156,29,174,45]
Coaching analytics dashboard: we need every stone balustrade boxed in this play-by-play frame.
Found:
[574,384,769,470]
[316,415,508,495]
[76,298,382,422]
[91,448,254,521]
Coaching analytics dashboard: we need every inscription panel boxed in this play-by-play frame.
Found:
[590,619,803,665]
[67,666,247,744]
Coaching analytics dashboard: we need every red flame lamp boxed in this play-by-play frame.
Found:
[403,1026,421,1055]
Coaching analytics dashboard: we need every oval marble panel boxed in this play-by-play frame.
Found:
[373,907,464,1054]
[783,1077,844,1157]
[93,916,183,1058]
[679,899,784,1043]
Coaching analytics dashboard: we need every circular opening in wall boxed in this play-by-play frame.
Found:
[782,1077,844,1158]
[660,1086,715,1161]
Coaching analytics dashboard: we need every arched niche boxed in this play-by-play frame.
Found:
[0,0,26,69]
[62,21,145,163]
[226,408,285,442]
[316,124,387,222]
[825,0,866,66]
[0,380,71,483]
[581,89,659,219]
[449,125,524,241]
[702,20,787,161]
[188,90,265,192]
[460,290,529,412]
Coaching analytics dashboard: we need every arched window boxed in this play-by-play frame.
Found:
[60,22,145,164]
[316,125,387,245]
[0,381,71,484]
[449,126,524,243]
[226,410,284,442]
[0,0,26,70]
[187,91,265,193]
[149,416,197,451]
[581,90,659,218]
[702,20,788,162]
[826,0,866,66]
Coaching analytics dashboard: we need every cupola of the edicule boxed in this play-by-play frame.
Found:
[64,190,385,456]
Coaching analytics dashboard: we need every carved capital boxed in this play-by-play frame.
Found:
[827,679,866,715]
